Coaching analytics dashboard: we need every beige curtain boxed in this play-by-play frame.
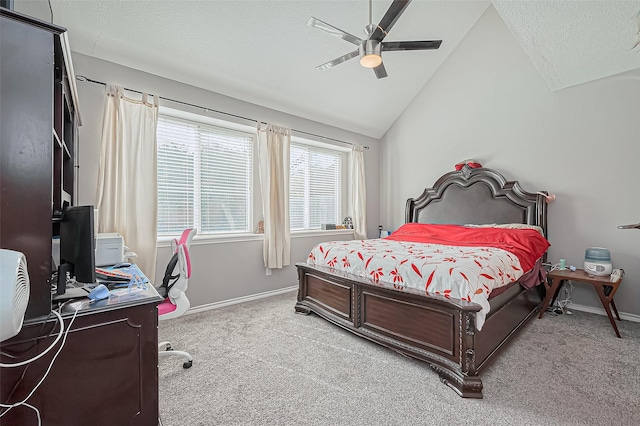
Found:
[96,85,159,281]
[257,123,291,269]
[351,145,367,239]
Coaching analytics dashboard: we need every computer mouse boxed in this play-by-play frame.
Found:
[113,262,132,269]
[88,284,110,301]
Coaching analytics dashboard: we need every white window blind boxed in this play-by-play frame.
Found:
[157,115,253,236]
[290,142,342,231]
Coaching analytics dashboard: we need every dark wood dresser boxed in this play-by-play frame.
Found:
[0,288,163,425]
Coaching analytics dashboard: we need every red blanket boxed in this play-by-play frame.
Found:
[386,223,550,272]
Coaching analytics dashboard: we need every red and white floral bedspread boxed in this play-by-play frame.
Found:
[307,239,525,330]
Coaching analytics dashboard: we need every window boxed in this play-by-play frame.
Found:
[290,142,344,231]
[157,111,349,238]
[157,114,253,236]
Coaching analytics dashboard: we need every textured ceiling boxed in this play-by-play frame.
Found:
[494,1,640,91]
[13,1,640,138]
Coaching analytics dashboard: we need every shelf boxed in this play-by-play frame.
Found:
[53,128,62,148]
[61,140,71,159]
[62,79,73,113]
[54,129,71,160]
[62,190,72,204]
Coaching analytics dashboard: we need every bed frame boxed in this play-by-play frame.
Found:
[295,166,548,398]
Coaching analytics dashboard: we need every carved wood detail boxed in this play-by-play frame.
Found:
[465,315,475,336]
[431,363,483,399]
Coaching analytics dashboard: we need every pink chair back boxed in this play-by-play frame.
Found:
[178,228,196,248]
[181,243,192,279]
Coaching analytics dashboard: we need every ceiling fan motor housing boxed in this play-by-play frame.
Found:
[359,40,382,68]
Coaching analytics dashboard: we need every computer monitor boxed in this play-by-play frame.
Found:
[58,205,96,296]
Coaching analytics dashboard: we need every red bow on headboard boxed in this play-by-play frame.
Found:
[454,159,482,171]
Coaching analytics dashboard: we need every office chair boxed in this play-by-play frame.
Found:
[157,228,196,369]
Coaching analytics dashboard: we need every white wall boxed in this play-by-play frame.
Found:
[381,6,640,317]
[72,53,380,307]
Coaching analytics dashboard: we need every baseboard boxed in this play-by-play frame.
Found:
[185,286,298,315]
[185,289,640,324]
[567,303,640,323]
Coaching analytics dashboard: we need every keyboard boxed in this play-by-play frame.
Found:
[95,267,132,282]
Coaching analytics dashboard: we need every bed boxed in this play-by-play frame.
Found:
[294,165,549,398]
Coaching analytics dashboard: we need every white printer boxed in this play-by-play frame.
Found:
[95,233,124,266]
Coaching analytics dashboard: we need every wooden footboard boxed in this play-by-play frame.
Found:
[295,263,543,398]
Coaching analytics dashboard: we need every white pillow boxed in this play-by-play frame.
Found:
[465,223,545,236]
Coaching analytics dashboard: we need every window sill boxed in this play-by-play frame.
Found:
[157,233,262,247]
[290,229,355,239]
[157,229,355,247]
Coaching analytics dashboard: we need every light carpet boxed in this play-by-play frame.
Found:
[158,291,640,425]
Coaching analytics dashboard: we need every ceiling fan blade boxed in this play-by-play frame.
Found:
[373,62,388,79]
[316,49,360,70]
[369,0,412,42]
[307,17,363,46]
[382,40,442,51]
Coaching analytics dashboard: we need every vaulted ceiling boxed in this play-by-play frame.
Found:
[14,1,640,139]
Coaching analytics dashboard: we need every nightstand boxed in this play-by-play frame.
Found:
[539,268,624,337]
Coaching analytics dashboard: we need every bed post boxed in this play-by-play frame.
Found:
[295,267,311,315]
[429,309,483,399]
[462,312,477,377]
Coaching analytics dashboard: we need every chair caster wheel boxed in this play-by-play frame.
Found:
[183,360,193,369]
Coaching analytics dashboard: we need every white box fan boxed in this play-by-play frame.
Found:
[0,249,30,342]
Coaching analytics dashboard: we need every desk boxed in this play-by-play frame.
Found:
[539,269,623,338]
[0,286,163,425]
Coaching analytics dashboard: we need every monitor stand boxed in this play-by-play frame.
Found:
[54,263,91,301]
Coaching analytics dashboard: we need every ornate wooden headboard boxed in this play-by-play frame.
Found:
[405,165,548,236]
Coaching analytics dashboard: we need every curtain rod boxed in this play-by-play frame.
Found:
[75,75,369,150]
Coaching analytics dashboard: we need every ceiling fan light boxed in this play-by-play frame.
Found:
[360,53,382,68]
[359,40,382,68]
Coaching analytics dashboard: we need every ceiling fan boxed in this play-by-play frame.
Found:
[307,0,442,79]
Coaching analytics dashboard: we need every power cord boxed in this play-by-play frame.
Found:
[0,312,60,421]
[0,305,81,425]
[543,262,562,272]
[0,311,57,359]
[22,402,40,425]
[0,311,64,368]
[542,262,574,315]
[554,280,574,315]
